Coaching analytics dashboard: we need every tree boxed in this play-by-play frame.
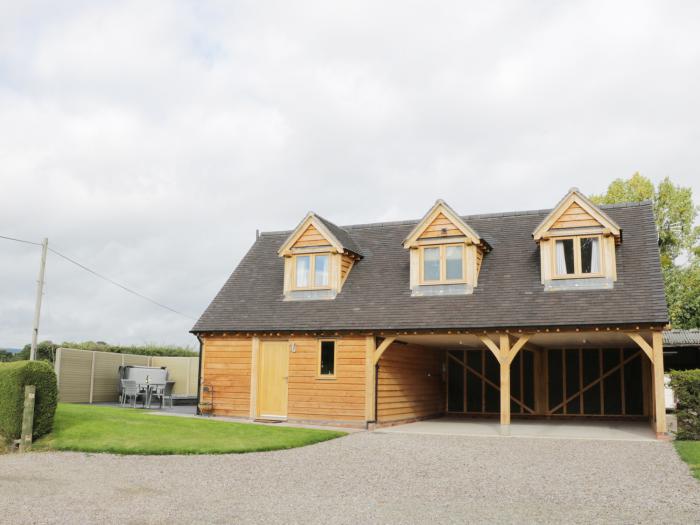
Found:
[12,340,198,363]
[13,340,58,362]
[591,173,699,267]
[591,173,700,328]
[0,349,15,362]
[664,264,700,329]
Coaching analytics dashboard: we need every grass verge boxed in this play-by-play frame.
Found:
[674,441,700,480]
[33,403,345,455]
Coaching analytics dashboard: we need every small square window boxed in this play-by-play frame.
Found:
[319,341,335,376]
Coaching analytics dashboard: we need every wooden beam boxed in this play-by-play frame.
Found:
[373,337,397,365]
[652,332,667,435]
[626,333,653,360]
[506,335,531,365]
[478,335,501,362]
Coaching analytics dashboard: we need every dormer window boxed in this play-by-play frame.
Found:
[294,253,330,289]
[421,244,465,283]
[278,212,362,301]
[403,200,490,296]
[533,189,621,291]
[554,236,602,278]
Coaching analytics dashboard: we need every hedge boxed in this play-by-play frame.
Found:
[669,369,700,440]
[0,360,58,441]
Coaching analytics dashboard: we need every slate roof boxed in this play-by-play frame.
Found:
[192,201,668,333]
[664,329,700,347]
[314,214,363,256]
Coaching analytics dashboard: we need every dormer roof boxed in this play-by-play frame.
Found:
[277,212,362,257]
[402,199,488,250]
[532,188,622,241]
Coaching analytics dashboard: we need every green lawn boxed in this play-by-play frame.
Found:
[674,441,700,480]
[34,404,345,455]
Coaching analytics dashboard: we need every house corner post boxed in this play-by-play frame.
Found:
[365,336,377,429]
[652,331,667,436]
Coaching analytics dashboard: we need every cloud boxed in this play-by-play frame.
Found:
[1,1,699,347]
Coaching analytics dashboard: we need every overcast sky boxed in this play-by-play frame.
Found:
[1,1,699,350]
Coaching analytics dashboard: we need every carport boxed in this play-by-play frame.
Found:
[373,329,666,437]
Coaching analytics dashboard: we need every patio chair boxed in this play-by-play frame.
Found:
[152,381,175,409]
[121,380,145,408]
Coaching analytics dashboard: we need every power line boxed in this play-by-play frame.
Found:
[0,234,42,246]
[48,247,196,321]
[2,232,196,321]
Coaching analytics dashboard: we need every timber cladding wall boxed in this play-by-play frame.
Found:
[377,343,445,423]
[287,337,366,422]
[201,337,252,417]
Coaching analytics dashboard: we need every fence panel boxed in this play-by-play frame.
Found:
[55,348,93,403]
[150,356,199,396]
[55,348,200,403]
[92,352,124,403]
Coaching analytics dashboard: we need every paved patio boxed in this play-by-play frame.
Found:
[378,417,658,441]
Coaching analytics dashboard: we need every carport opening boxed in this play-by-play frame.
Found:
[376,332,652,428]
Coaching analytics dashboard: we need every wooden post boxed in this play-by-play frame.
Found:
[365,336,377,426]
[54,348,62,394]
[652,332,667,436]
[626,331,667,437]
[499,335,511,429]
[19,385,36,453]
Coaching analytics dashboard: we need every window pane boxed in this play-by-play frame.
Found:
[580,237,599,273]
[555,239,575,275]
[445,246,463,280]
[423,247,440,281]
[320,341,335,375]
[295,256,310,287]
[314,255,329,286]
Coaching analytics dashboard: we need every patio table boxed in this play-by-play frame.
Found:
[138,383,165,409]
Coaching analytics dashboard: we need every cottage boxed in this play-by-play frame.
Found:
[192,189,669,437]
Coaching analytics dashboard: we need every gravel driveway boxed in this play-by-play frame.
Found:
[2,432,699,524]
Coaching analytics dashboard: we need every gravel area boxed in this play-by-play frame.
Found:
[2,432,699,524]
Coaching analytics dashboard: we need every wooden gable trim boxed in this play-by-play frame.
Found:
[278,212,344,256]
[403,200,482,249]
[533,188,621,241]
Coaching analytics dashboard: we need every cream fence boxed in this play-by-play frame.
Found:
[55,347,199,403]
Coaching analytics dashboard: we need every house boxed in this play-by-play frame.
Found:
[192,188,669,437]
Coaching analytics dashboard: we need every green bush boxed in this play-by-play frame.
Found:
[669,369,700,440]
[0,361,58,441]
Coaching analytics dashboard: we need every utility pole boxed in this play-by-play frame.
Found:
[30,238,48,361]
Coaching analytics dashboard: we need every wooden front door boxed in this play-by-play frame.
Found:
[257,341,289,419]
